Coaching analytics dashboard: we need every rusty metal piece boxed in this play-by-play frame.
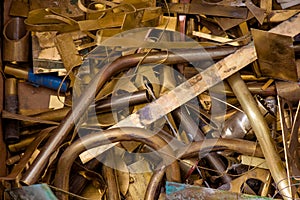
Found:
[3,17,30,62]
[227,72,292,199]
[53,127,180,200]
[4,78,20,144]
[21,46,239,185]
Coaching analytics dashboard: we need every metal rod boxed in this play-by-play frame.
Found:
[227,72,292,199]
[21,47,237,185]
[144,165,166,200]
[180,138,263,159]
[53,127,180,200]
[4,78,20,144]
[103,164,121,200]
[94,89,150,114]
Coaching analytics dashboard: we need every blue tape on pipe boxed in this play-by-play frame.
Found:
[28,69,68,92]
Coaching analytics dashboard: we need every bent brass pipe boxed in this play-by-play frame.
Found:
[144,138,263,200]
[227,72,292,199]
[21,46,237,185]
[53,127,180,200]
[145,165,166,200]
[180,138,263,159]
[24,90,150,126]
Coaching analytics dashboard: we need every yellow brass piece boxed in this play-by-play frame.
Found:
[127,160,153,200]
[239,155,268,170]
[227,72,292,199]
[5,78,18,96]
[4,64,29,80]
[3,17,30,62]
[229,168,271,196]
[8,136,36,153]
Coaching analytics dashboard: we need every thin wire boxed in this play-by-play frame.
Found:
[210,96,245,113]
[56,66,73,107]
[144,81,179,138]
[132,0,171,74]
[240,139,259,192]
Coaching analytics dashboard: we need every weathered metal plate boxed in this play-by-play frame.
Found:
[252,29,298,81]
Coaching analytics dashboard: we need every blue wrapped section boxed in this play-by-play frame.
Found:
[28,70,68,92]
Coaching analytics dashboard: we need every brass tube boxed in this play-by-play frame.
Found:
[3,17,30,62]
[21,47,236,185]
[8,135,36,153]
[69,158,102,195]
[28,107,70,123]
[53,127,180,200]
[227,72,292,199]
[94,89,150,114]
[103,164,121,200]
[144,165,166,200]
[172,107,232,184]
[209,82,276,97]
[5,78,20,144]
[144,138,264,200]
[4,63,29,80]
[180,138,263,159]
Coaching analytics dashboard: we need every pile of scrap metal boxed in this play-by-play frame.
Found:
[0,0,299,199]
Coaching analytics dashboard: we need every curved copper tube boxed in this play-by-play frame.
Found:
[54,127,181,200]
[227,73,292,199]
[22,46,237,185]
[144,165,166,200]
[144,137,263,200]
[54,125,263,200]
[180,138,263,159]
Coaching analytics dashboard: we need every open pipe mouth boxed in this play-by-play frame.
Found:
[4,17,28,41]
